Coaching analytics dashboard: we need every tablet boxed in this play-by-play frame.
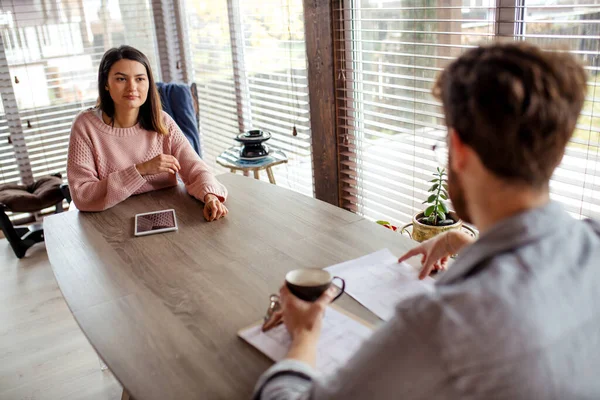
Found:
[134,209,178,237]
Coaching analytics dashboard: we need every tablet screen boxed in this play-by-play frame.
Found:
[136,210,176,234]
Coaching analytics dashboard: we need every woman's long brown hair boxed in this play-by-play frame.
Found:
[97,45,167,135]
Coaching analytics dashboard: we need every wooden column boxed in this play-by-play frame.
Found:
[151,0,189,83]
[497,0,521,39]
[303,0,339,206]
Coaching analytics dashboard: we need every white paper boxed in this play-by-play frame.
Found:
[326,249,435,321]
[239,307,373,375]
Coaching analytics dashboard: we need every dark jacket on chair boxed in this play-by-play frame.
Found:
[156,82,202,157]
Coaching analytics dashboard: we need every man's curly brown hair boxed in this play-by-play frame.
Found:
[433,42,588,187]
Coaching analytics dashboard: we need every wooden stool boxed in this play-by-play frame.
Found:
[216,147,288,184]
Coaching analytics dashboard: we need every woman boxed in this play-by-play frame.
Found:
[67,45,227,221]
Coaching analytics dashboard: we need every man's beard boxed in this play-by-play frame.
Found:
[447,153,472,224]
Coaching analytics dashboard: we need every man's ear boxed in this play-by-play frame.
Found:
[449,128,467,171]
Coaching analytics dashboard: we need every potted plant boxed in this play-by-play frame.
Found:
[378,167,471,242]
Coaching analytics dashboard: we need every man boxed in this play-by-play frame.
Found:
[253,42,600,399]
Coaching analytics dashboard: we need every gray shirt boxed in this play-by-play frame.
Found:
[253,202,600,399]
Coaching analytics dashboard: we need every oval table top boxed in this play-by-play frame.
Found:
[44,173,417,400]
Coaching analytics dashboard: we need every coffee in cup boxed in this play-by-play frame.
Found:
[285,268,345,302]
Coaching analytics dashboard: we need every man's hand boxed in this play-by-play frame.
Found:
[135,154,181,176]
[398,230,475,279]
[278,285,337,367]
[279,285,337,339]
[203,194,228,221]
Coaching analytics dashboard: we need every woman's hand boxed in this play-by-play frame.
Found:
[399,230,475,279]
[203,194,228,221]
[136,154,181,176]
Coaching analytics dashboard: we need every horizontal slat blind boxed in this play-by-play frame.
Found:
[184,0,240,176]
[2,0,160,182]
[518,0,600,220]
[0,97,20,185]
[238,1,313,197]
[185,0,314,197]
[336,0,497,224]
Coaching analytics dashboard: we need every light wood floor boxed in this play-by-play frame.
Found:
[0,239,122,400]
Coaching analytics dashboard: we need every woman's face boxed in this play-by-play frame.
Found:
[105,59,149,111]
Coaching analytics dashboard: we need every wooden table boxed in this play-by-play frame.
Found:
[216,147,288,184]
[44,173,418,400]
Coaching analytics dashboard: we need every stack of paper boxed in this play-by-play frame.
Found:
[326,248,434,321]
[239,249,434,375]
[239,307,373,375]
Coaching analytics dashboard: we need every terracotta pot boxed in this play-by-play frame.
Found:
[402,211,463,243]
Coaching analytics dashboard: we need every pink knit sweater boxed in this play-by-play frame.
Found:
[67,109,227,212]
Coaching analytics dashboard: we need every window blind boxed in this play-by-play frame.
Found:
[335,0,497,224]
[238,1,313,197]
[184,0,240,176]
[1,0,160,184]
[185,0,314,197]
[517,0,600,220]
[0,96,20,185]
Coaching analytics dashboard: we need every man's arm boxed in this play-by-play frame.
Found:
[254,291,455,400]
[253,286,330,400]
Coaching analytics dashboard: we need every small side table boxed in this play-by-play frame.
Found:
[216,147,288,185]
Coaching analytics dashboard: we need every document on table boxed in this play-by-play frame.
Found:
[326,248,435,321]
[238,306,373,375]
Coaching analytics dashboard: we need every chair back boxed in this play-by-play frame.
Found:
[156,82,202,157]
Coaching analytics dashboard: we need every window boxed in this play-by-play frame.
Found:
[185,1,239,176]
[336,0,497,223]
[519,0,600,219]
[3,0,597,224]
[336,0,600,224]
[0,97,20,185]
[185,0,314,197]
[0,0,160,187]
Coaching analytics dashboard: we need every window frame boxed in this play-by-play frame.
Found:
[330,0,600,221]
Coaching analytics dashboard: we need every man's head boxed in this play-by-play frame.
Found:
[433,42,587,223]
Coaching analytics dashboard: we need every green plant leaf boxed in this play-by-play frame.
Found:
[427,194,437,203]
[438,201,449,213]
[437,210,446,221]
[440,193,449,200]
[441,190,449,197]
[443,184,449,191]
[424,205,435,217]
[429,184,439,192]
[429,178,439,183]
[376,220,390,226]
